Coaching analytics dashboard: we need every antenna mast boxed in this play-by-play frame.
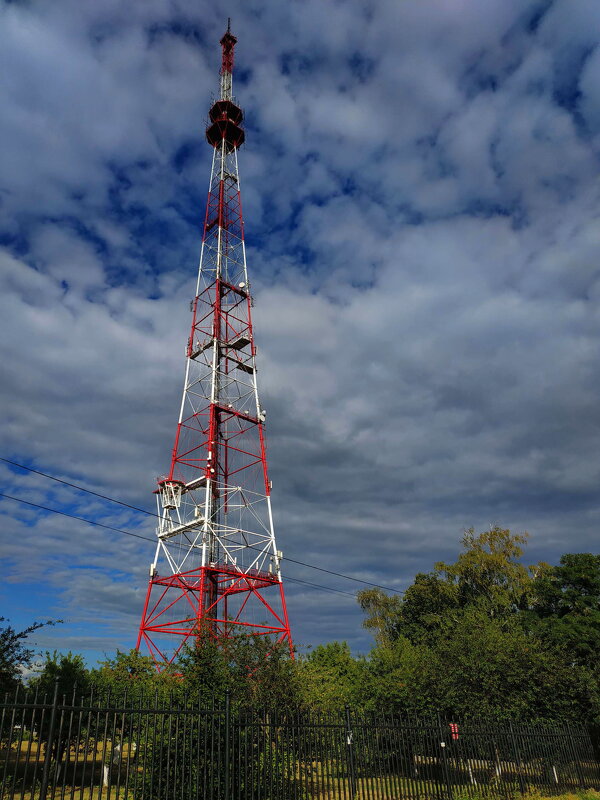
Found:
[137,23,293,667]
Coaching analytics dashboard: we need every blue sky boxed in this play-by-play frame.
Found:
[1,0,600,664]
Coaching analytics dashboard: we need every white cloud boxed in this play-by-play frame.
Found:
[1,0,599,659]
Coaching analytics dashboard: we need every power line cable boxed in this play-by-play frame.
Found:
[0,491,357,600]
[0,492,154,544]
[284,576,357,598]
[287,559,398,592]
[0,457,152,518]
[0,457,403,595]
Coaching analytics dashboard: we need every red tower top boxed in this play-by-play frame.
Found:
[206,20,245,150]
[220,19,237,77]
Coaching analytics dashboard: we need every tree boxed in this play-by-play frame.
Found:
[356,529,600,721]
[357,589,404,647]
[539,553,600,615]
[399,607,579,720]
[226,635,301,711]
[300,642,366,710]
[529,553,600,670]
[91,649,178,700]
[358,527,537,647]
[30,650,90,699]
[0,617,58,695]
[29,652,91,771]
[178,633,302,710]
[178,635,232,705]
[434,527,534,617]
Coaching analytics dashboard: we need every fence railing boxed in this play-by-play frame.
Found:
[1,685,598,800]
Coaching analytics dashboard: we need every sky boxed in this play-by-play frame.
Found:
[1,0,599,664]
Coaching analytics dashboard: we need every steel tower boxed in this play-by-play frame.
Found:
[137,22,293,667]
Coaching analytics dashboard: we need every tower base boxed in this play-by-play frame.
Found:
[137,564,292,668]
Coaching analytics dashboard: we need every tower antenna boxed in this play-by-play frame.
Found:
[137,24,293,667]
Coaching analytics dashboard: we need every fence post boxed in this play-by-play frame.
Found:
[39,678,60,800]
[437,715,453,800]
[566,725,586,788]
[224,690,231,800]
[345,705,357,799]
[509,720,526,794]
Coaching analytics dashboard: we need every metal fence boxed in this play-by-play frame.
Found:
[1,684,599,800]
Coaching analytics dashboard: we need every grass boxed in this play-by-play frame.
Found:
[3,781,600,800]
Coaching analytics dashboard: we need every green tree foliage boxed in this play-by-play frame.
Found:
[226,634,301,710]
[299,641,366,710]
[28,652,91,767]
[30,650,90,699]
[530,553,600,668]
[178,633,301,710]
[0,617,59,695]
[358,529,600,722]
[357,590,404,647]
[140,635,304,800]
[90,648,179,700]
[178,635,231,704]
[359,527,539,646]
[367,609,578,720]
[434,527,534,616]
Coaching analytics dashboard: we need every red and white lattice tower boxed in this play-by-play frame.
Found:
[137,22,293,667]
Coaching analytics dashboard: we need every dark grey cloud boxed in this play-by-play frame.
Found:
[0,0,599,659]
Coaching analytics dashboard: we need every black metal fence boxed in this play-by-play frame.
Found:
[1,685,599,800]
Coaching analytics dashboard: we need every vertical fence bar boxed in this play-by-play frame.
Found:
[199,696,207,800]
[344,706,357,800]
[436,715,448,800]
[0,691,9,800]
[209,698,215,798]
[122,693,136,800]
[164,693,173,800]
[1,688,19,800]
[233,712,241,800]
[78,688,92,800]
[387,712,399,800]
[566,726,582,788]
[316,711,326,800]
[70,689,84,800]
[384,712,399,800]
[21,687,40,800]
[8,686,27,800]
[39,679,60,800]
[140,691,152,800]
[582,725,599,789]
[97,691,111,800]
[173,697,180,800]
[238,708,244,800]
[50,692,67,799]
[224,691,230,800]
[299,712,310,800]
[59,686,76,800]
[371,710,384,800]
[509,720,526,794]
[303,712,312,800]
[183,694,190,800]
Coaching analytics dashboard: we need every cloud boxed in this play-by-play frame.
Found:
[1,0,600,660]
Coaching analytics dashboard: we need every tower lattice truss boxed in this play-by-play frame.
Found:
[137,24,293,667]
